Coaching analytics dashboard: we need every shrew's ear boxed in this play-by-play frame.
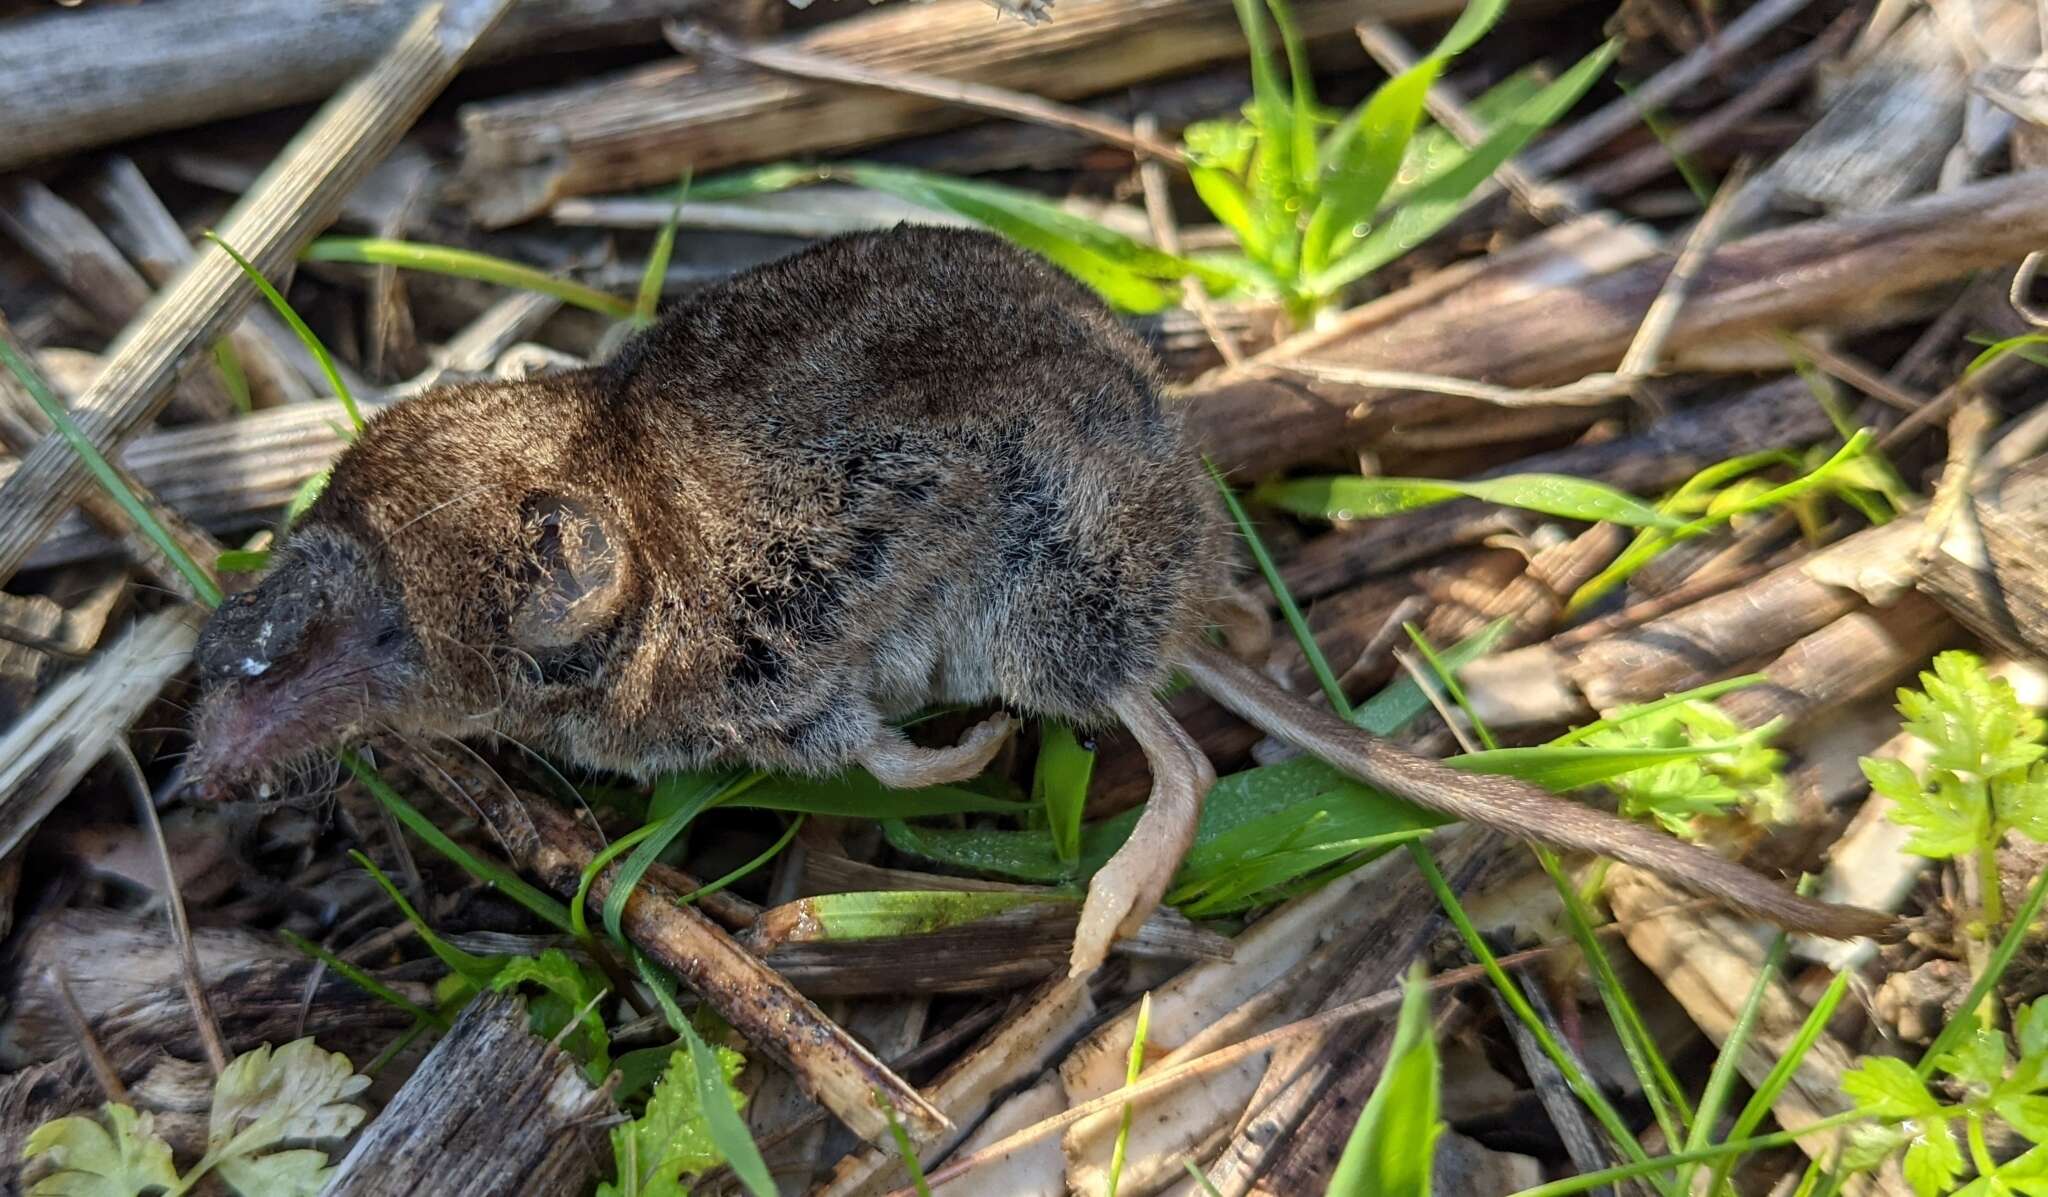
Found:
[510,493,628,649]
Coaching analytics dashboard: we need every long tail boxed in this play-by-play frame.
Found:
[1178,641,1895,940]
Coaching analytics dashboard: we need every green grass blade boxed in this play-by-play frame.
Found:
[1327,963,1443,1196]
[1307,0,1507,273]
[782,891,1054,941]
[1034,722,1096,866]
[1965,330,2048,379]
[1107,992,1154,1197]
[832,163,1208,312]
[726,768,1030,818]
[1387,68,1545,205]
[350,849,503,986]
[1210,459,1349,714]
[1705,969,1850,1192]
[1448,736,1777,791]
[1263,0,1318,193]
[681,1001,776,1197]
[278,928,448,1027]
[1919,861,2048,1074]
[635,171,690,326]
[685,815,803,907]
[1311,40,1618,297]
[1410,843,1673,1194]
[211,339,251,413]
[215,549,272,574]
[306,237,634,320]
[1567,431,1874,613]
[600,782,724,944]
[1535,848,1693,1147]
[1255,471,1680,529]
[282,467,332,531]
[340,751,575,933]
[1232,0,1296,211]
[1304,63,1439,278]
[1184,1159,1226,1196]
[1189,164,1273,266]
[207,232,363,433]
[1678,918,1797,1191]
[878,1092,935,1197]
[0,339,223,607]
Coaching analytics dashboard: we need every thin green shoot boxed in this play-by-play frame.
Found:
[1209,458,1349,714]
[365,1020,432,1076]
[1034,722,1097,866]
[633,952,776,1197]
[1327,963,1443,1196]
[879,1091,935,1197]
[1677,908,1799,1192]
[685,815,804,907]
[1107,992,1153,1197]
[1704,968,1850,1193]
[0,339,223,607]
[1568,430,1878,614]
[340,751,575,933]
[1616,78,1714,205]
[305,237,635,321]
[1506,1105,1914,1197]
[1918,861,2048,1076]
[1965,330,2048,370]
[634,171,691,326]
[1405,623,1691,1143]
[1549,675,1769,745]
[1409,843,1672,1195]
[211,339,251,413]
[1964,330,2048,379]
[600,773,759,943]
[1402,622,1496,750]
[1184,1159,1226,1196]
[207,232,363,433]
[278,928,448,1028]
[1533,846,1693,1146]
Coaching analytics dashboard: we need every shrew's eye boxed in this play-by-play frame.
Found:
[373,625,403,649]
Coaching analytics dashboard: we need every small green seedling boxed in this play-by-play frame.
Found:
[23,1040,369,1197]
[598,1038,749,1197]
[1839,999,2048,1197]
[1863,651,2048,934]
[1327,964,1443,1196]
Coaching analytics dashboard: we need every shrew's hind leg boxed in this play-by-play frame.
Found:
[1208,586,1272,662]
[857,712,1016,788]
[1070,690,1216,977]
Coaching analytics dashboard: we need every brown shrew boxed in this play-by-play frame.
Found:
[189,226,1892,973]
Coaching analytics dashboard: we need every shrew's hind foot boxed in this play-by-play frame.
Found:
[1069,691,1216,977]
[857,712,1016,788]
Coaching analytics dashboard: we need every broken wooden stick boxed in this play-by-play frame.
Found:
[475,786,949,1145]
[320,994,610,1197]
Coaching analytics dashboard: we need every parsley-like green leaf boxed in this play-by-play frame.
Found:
[1584,701,1783,837]
[597,1042,746,1197]
[1902,1118,1965,1197]
[1999,761,2048,844]
[1843,1056,1941,1117]
[1898,652,2047,779]
[208,1039,369,1163]
[23,1104,179,1197]
[1889,774,1993,860]
[1936,1028,2011,1094]
[490,949,612,1083]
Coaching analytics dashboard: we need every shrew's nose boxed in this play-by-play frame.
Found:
[193,582,321,686]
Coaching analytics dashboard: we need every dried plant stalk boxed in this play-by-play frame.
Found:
[0,0,519,589]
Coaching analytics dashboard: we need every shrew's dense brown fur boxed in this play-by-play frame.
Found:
[192,225,1891,974]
